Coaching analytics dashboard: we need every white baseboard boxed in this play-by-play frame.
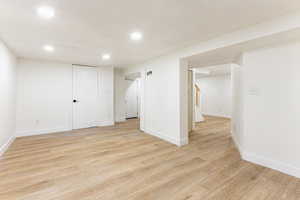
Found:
[16,127,72,137]
[97,120,114,127]
[179,137,189,146]
[203,113,231,119]
[242,151,300,178]
[144,129,182,146]
[115,118,126,122]
[16,121,115,138]
[231,131,242,154]
[230,132,300,178]
[0,136,15,156]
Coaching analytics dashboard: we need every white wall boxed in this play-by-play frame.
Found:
[122,13,300,147]
[196,74,232,118]
[231,64,243,152]
[114,69,126,122]
[136,78,141,117]
[144,59,182,145]
[0,41,17,155]
[16,59,114,137]
[97,66,114,125]
[16,60,73,136]
[242,42,300,178]
[124,57,185,146]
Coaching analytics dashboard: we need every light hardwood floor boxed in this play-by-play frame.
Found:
[0,116,299,200]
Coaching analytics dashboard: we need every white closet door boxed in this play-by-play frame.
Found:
[73,66,99,129]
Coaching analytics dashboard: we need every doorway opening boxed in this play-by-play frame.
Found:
[185,60,243,152]
[190,64,233,142]
[125,72,142,129]
[193,64,232,121]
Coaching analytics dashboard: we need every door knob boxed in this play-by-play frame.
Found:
[73,99,78,103]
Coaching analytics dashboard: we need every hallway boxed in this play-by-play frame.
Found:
[0,117,299,199]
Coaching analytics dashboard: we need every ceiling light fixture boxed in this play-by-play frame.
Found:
[102,54,111,60]
[37,6,55,19]
[43,45,54,52]
[130,31,143,41]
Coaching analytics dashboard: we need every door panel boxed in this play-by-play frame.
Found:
[73,66,99,129]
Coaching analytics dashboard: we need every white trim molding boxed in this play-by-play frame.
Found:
[97,120,115,127]
[179,137,189,146]
[203,113,231,119]
[115,118,126,123]
[16,121,115,138]
[144,129,183,146]
[0,136,15,156]
[231,131,242,154]
[16,126,72,137]
[230,131,300,178]
[242,151,300,178]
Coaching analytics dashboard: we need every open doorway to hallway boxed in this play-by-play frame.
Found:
[182,45,244,151]
[184,58,243,152]
[125,72,142,128]
[194,64,232,123]
[190,64,233,140]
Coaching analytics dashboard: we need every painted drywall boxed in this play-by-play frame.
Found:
[0,40,17,155]
[122,13,300,146]
[124,57,184,145]
[196,74,232,118]
[16,59,73,136]
[144,59,182,145]
[97,66,114,126]
[179,60,189,145]
[242,42,300,178]
[231,64,243,152]
[16,59,114,137]
[122,22,300,178]
[136,78,141,118]
[114,69,126,122]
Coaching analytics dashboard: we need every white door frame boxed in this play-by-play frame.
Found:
[124,71,145,131]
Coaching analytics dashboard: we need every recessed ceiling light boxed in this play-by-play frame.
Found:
[43,45,54,52]
[130,31,143,41]
[37,6,55,19]
[102,54,111,60]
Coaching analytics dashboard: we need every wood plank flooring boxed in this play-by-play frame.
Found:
[0,116,299,200]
